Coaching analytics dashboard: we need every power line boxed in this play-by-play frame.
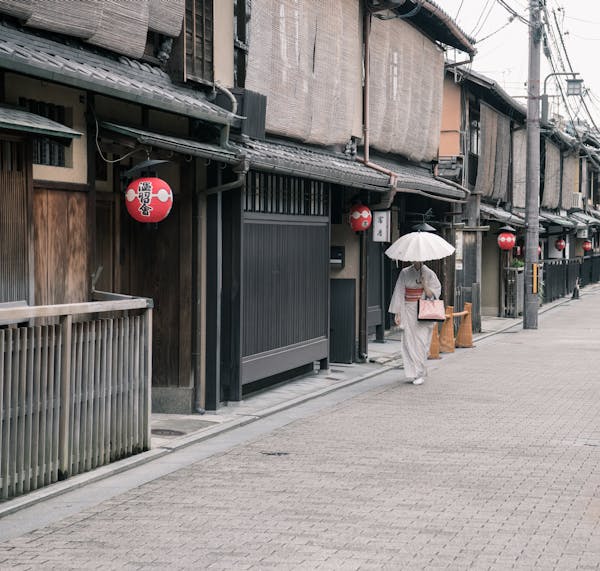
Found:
[470,0,495,37]
[475,16,516,43]
[549,7,600,134]
[495,0,529,26]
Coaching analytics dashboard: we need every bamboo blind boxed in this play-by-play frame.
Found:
[369,16,444,162]
[542,140,561,209]
[148,0,185,37]
[245,0,361,146]
[512,128,527,209]
[0,0,31,19]
[26,0,102,39]
[476,103,510,200]
[561,153,579,210]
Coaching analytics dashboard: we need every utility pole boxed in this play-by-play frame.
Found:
[524,0,542,329]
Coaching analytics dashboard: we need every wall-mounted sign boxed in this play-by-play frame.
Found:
[372,210,391,242]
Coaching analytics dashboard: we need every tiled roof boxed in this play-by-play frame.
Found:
[0,104,81,139]
[0,21,235,126]
[372,156,468,200]
[231,138,391,192]
[101,122,239,164]
[234,139,470,200]
[480,203,526,227]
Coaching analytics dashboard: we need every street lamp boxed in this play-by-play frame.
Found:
[541,72,582,123]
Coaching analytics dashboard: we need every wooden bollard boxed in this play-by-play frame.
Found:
[455,302,474,348]
[439,305,455,353]
[428,323,441,359]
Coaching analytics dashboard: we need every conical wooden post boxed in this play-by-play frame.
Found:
[428,323,441,359]
[456,302,474,348]
[439,305,455,353]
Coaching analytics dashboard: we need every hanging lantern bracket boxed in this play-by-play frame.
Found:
[123,159,169,180]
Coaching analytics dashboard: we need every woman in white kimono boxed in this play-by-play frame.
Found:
[389,262,441,385]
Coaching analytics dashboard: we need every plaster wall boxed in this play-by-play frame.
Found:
[214,0,235,87]
[440,76,462,157]
[5,74,87,184]
[481,233,500,316]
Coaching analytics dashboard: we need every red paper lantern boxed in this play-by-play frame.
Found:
[555,238,566,251]
[497,231,516,251]
[583,240,592,252]
[125,177,173,223]
[349,204,372,232]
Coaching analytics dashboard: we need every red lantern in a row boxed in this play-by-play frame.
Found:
[555,238,566,251]
[497,231,516,251]
[349,204,372,232]
[125,177,173,223]
[583,240,593,252]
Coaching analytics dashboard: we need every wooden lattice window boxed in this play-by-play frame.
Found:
[184,0,214,83]
[19,98,71,167]
[245,172,330,217]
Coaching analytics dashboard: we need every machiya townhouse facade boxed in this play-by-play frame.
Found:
[0,0,474,412]
[0,0,480,419]
[439,66,600,323]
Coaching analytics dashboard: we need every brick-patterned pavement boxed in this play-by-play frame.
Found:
[1,292,600,570]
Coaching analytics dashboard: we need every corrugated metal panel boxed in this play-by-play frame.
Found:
[0,140,29,303]
[330,279,355,363]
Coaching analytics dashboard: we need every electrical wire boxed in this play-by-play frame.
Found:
[472,0,496,38]
[495,0,529,26]
[475,16,516,44]
[455,0,465,20]
[470,0,495,37]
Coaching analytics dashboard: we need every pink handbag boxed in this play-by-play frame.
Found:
[417,298,446,322]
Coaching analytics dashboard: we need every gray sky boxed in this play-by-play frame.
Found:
[439,0,600,129]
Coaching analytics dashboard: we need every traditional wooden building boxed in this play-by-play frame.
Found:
[0,0,476,419]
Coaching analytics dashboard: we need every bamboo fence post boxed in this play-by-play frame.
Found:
[455,302,474,348]
[428,323,441,359]
[439,306,455,353]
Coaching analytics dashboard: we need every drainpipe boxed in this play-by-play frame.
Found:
[214,82,246,151]
[357,11,397,210]
[194,157,249,413]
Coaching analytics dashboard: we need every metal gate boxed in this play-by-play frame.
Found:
[241,172,330,384]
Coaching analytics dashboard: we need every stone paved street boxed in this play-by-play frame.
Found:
[1,290,600,570]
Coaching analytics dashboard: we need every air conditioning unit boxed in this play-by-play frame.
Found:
[214,88,267,140]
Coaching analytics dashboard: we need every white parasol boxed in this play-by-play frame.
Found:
[384,231,455,262]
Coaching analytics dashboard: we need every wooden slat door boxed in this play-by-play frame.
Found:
[0,138,31,303]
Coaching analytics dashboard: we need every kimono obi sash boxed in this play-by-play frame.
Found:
[405,287,424,302]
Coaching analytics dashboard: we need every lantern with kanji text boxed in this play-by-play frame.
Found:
[555,238,566,251]
[125,177,173,223]
[583,240,592,252]
[349,204,372,232]
[497,227,516,251]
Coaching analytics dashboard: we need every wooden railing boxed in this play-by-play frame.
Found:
[0,292,152,500]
